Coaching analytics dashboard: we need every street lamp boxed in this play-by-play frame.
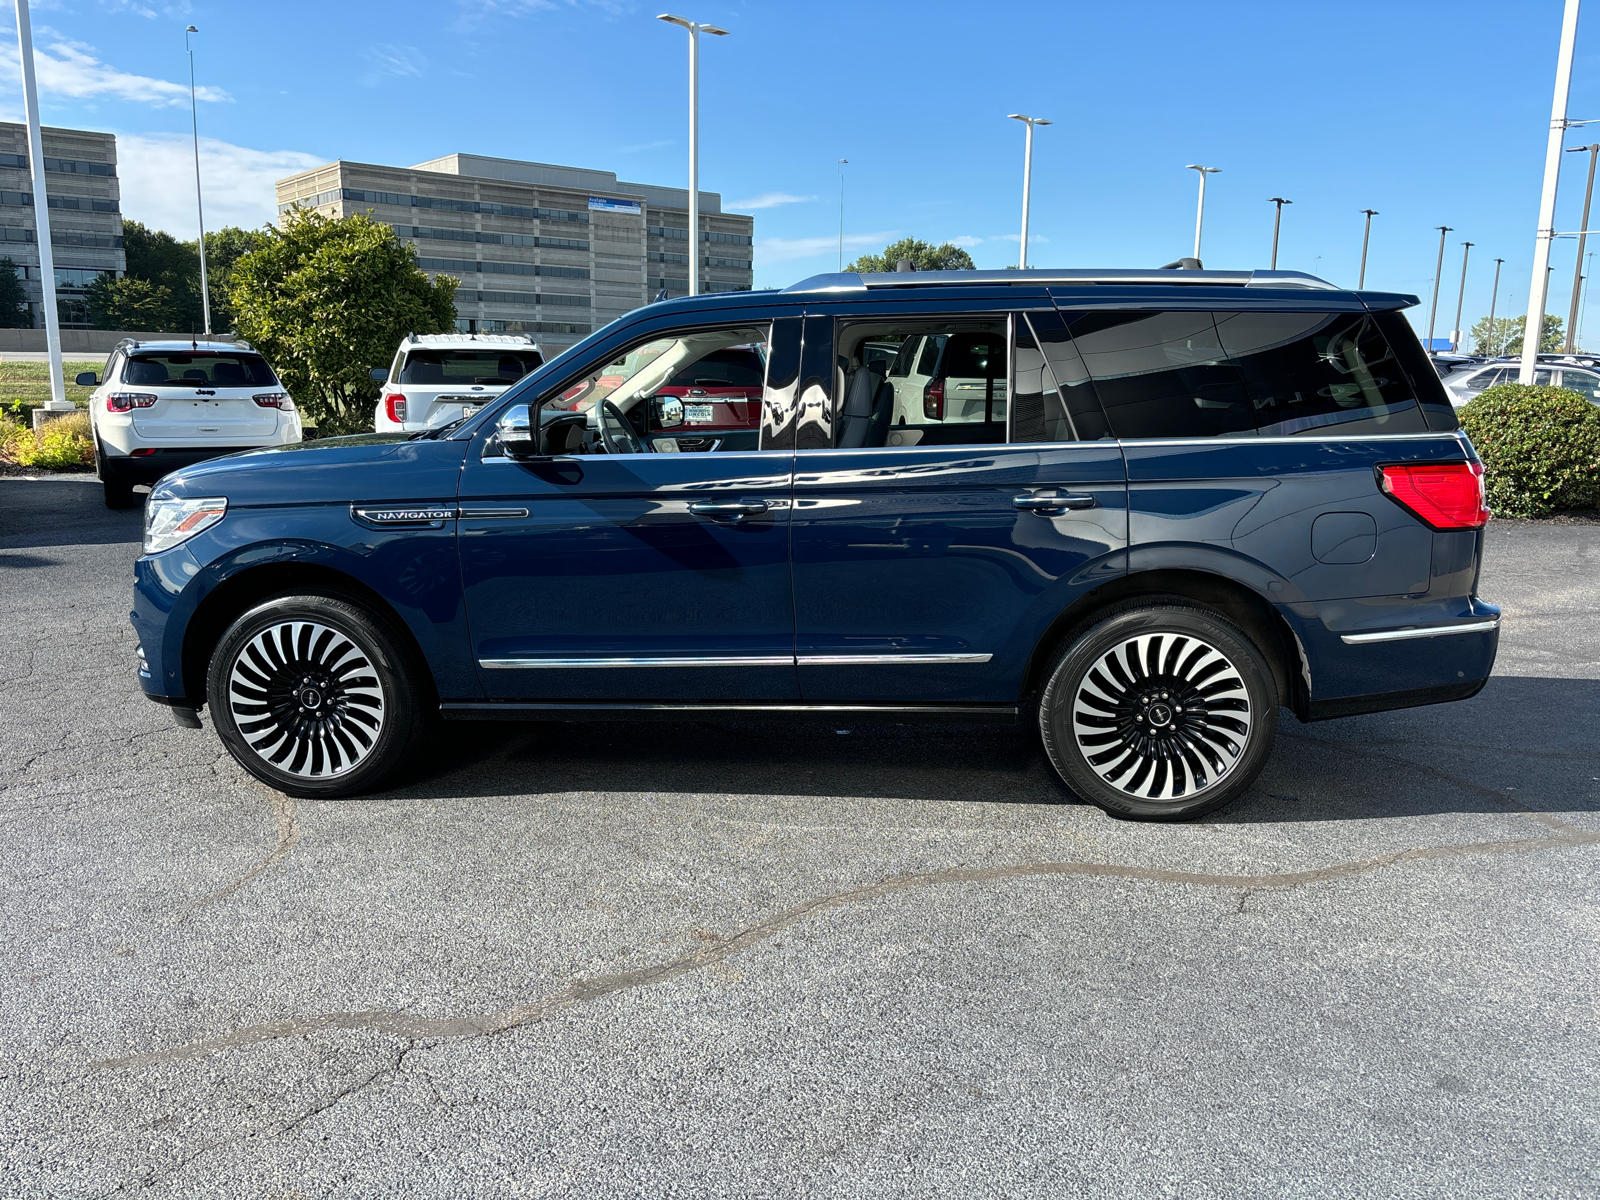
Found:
[657,14,729,297]
[1487,257,1506,355]
[1008,114,1050,269]
[13,0,66,411]
[1451,241,1474,351]
[1358,209,1379,288]
[1563,143,1600,352]
[1267,197,1291,270]
[1520,0,1581,382]
[836,157,847,271]
[1185,165,1220,262]
[1427,224,1453,355]
[185,25,210,335]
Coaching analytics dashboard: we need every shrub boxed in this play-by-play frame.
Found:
[0,411,94,470]
[1457,384,1600,518]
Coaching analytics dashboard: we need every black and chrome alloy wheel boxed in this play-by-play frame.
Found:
[1039,601,1277,821]
[208,593,426,798]
[1070,632,1251,801]
[228,620,386,778]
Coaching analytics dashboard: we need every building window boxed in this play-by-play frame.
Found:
[44,158,116,177]
[704,256,751,269]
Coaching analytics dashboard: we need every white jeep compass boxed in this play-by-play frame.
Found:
[371,333,544,433]
[81,339,302,509]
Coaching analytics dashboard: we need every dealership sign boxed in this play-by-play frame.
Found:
[588,196,642,215]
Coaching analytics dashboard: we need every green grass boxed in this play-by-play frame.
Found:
[0,358,102,414]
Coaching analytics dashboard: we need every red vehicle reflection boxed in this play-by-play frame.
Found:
[648,346,765,435]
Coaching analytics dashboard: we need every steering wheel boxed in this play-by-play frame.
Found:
[598,400,645,454]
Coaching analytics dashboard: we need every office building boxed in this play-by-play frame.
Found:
[0,122,124,328]
[275,152,754,353]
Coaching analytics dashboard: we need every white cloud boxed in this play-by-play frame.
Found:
[729,191,818,211]
[997,233,1050,243]
[361,44,426,86]
[756,231,898,267]
[118,134,323,236]
[616,138,672,153]
[0,33,230,107]
[947,235,983,247]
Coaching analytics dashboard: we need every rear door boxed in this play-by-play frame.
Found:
[457,311,802,702]
[789,301,1127,705]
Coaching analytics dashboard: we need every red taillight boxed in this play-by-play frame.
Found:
[131,448,156,456]
[106,392,157,413]
[1380,462,1490,530]
[923,377,945,420]
[384,392,407,423]
[252,392,293,410]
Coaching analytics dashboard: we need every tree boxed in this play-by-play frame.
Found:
[845,237,976,274]
[202,225,270,331]
[1470,312,1563,356]
[0,257,30,327]
[87,275,179,330]
[229,209,458,436]
[117,220,203,331]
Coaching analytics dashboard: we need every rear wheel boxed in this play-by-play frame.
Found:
[96,441,138,509]
[1038,600,1278,821]
[206,592,430,798]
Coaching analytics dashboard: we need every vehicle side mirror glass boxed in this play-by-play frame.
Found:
[369,367,389,384]
[655,396,685,427]
[75,371,98,386]
[498,403,537,459]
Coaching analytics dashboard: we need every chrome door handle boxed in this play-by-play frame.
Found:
[688,500,771,521]
[1013,492,1096,514]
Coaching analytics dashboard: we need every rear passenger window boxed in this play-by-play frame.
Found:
[1012,312,1110,442]
[1214,311,1428,436]
[1066,310,1256,438]
[832,319,1007,448]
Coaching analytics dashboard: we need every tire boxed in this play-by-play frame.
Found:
[96,442,139,509]
[1038,600,1278,821]
[206,592,430,798]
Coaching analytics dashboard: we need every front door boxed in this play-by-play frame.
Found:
[790,309,1128,704]
[458,317,800,701]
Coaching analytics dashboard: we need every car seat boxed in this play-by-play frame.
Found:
[125,361,167,386]
[836,359,894,448]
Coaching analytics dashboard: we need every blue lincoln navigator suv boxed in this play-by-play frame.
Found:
[131,267,1498,821]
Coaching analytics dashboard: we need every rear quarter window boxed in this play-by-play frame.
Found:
[1214,311,1429,436]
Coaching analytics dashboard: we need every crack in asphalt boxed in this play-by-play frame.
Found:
[178,790,300,920]
[97,816,1598,1073]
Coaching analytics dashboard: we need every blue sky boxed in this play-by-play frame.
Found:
[6,0,1600,344]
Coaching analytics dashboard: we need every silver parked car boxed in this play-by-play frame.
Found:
[1444,360,1600,407]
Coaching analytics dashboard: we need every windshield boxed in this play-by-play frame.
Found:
[123,353,278,388]
[400,349,543,386]
[554,327,769,414]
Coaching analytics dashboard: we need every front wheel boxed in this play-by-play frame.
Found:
[1038,601,1278,821]
[206,592,430,798]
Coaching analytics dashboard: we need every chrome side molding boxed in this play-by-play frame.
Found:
[1340,618,1500,645]
[796,653,993,665]
[478,652,994,669]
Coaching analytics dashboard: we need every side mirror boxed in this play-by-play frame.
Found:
[654,396,685,427]
[497,403,537,459]
[369,367,389,384]
[75,371,98,386]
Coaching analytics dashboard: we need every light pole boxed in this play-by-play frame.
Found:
[1451,241,1474,351]
[1267,197,1291,269]
[1520,0,1581,382]
[1008,114,1050,269]
[1358,209,1379,288]
[13,0,65,411]
[185,25,210,336]
[1427,225,1453,354]
[1186,165,1220,262]
[1487,257,1505,354]
[1563,143,1600,352]
[657,14,729,297]
[836,157,847,271]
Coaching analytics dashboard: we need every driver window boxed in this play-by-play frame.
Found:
[544,324,772,454]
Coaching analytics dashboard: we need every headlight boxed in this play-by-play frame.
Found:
[144,496,227,555]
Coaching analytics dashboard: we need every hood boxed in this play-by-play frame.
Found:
[153,432,468,508]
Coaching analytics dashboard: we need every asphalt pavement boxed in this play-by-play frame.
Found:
[2,475,1597,1199]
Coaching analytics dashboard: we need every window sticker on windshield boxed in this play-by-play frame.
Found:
[684,404,714,424]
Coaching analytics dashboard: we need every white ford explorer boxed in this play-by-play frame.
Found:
[370,333,544,434]
[81,339,302,509]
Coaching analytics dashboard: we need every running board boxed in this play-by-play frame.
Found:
[439,701,1020,723]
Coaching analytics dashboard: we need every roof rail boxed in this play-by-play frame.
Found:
[783,268,1340,293]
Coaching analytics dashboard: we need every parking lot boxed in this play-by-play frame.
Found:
[2,474,1597,1198]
